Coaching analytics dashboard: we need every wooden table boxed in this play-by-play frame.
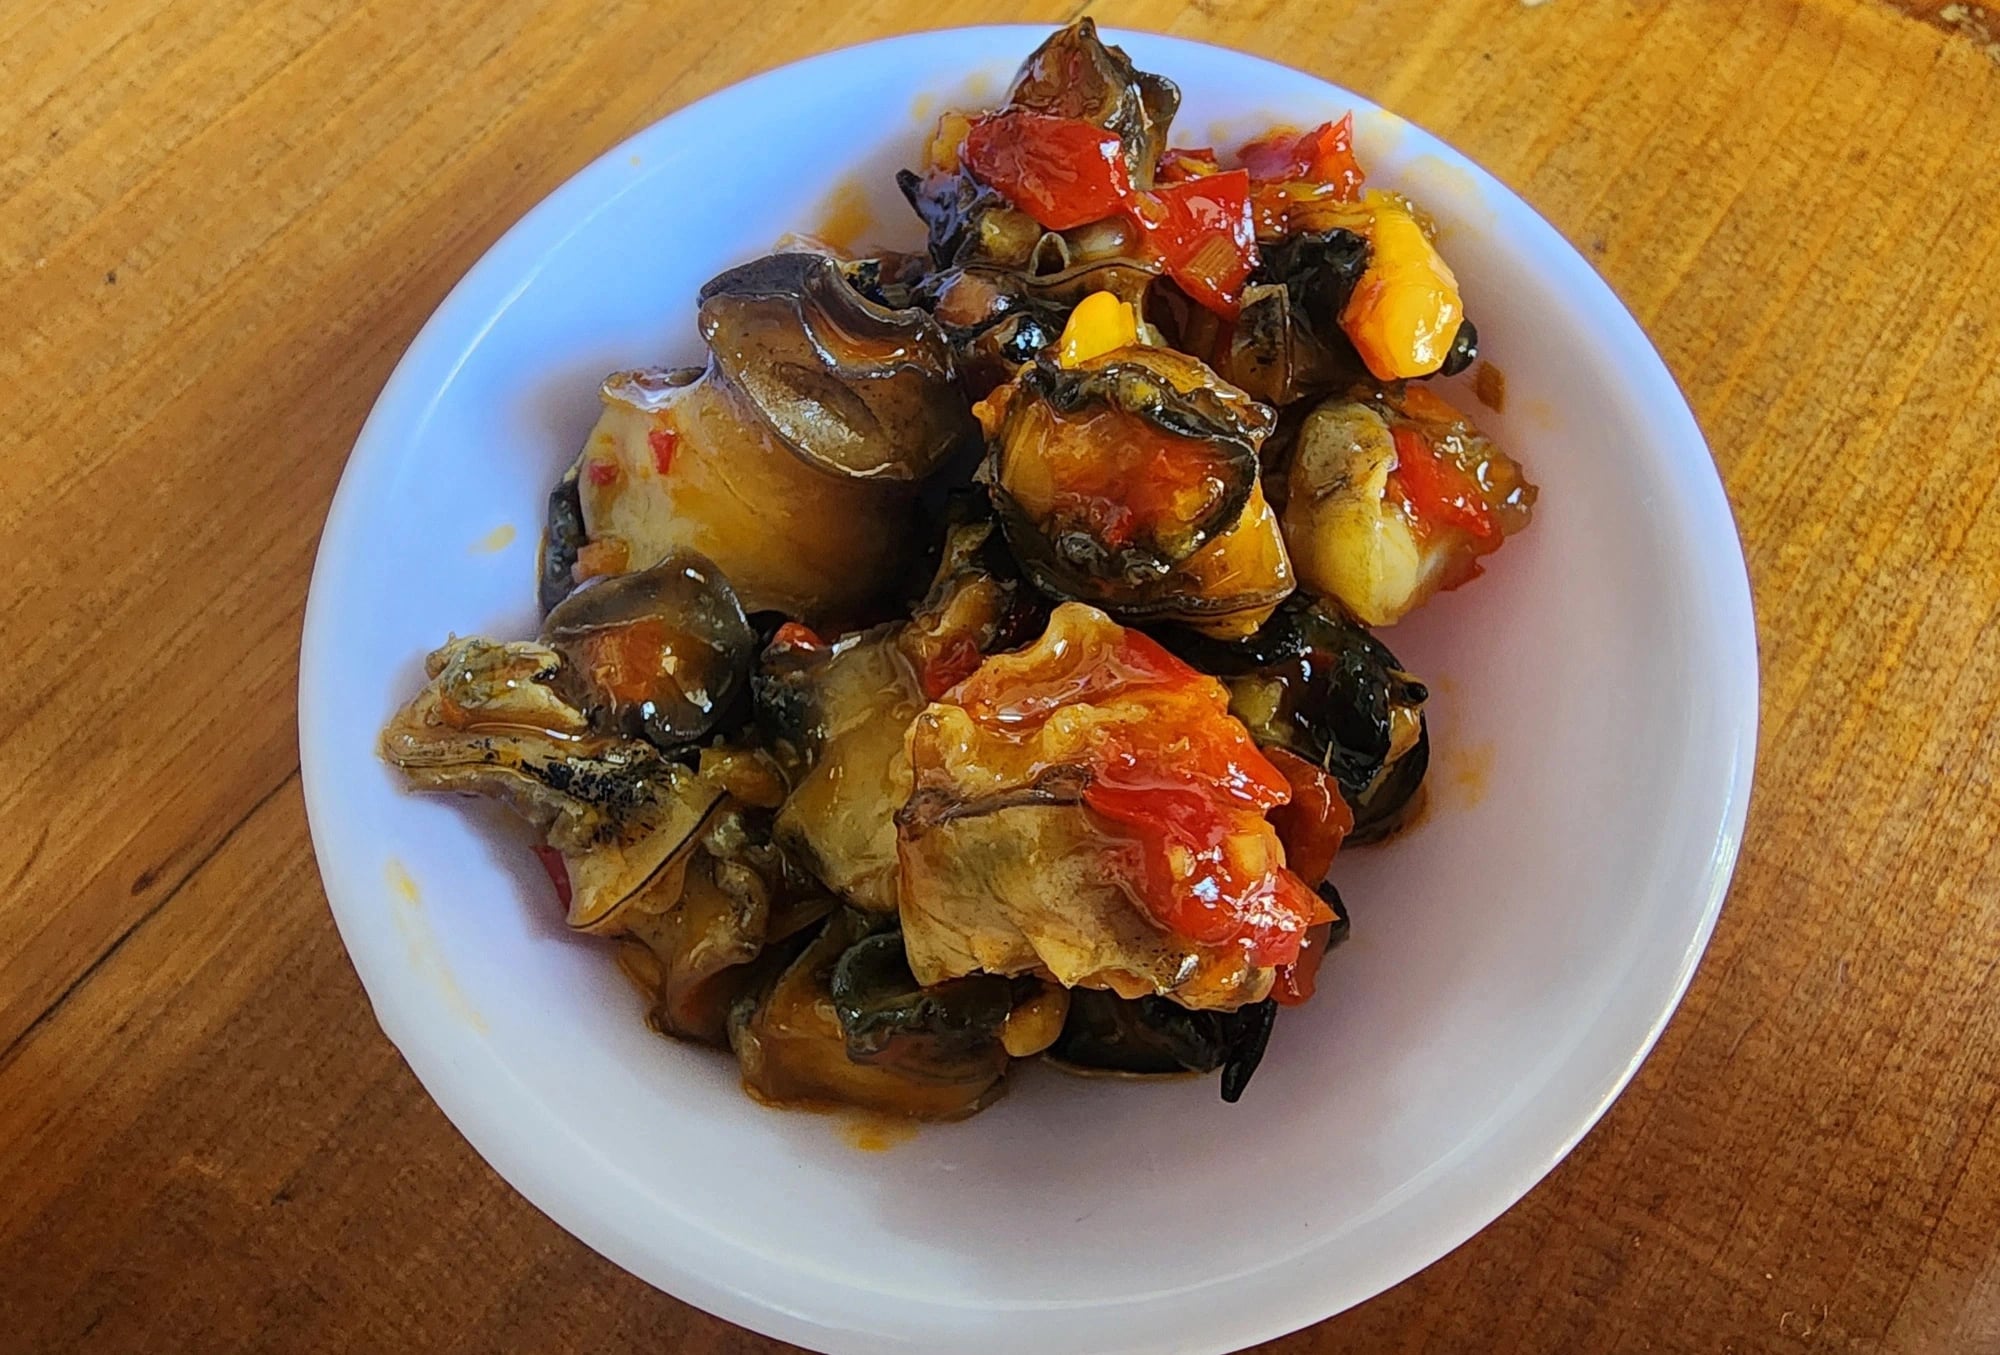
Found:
[6,0,1999,1350]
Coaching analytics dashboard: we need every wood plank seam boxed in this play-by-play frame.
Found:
[0,765,301,1077]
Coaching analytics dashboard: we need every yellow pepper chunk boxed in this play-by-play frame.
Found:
[1340,192,1463,381]
[1056,290,1140,368]
[926,110,974,173]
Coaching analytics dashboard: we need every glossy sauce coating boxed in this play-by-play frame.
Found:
[940,606,1325,966]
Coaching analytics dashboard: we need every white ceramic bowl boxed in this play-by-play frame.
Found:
[300,26,1756,1355]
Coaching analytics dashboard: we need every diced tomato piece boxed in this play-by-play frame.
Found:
[961,110,1134,230]
[1262,746,1353,885]
[531,845,572,914]
[570,619,682,708]
[584,458,620,487]
[1236,114,1364,198]
[769,620,825,652]
[1237,129,1304,182]
[1130,168,1258,316]
[1084,781,1321,968]
[647,426,678,475]
[1272,921,1332,1005]
[1390,425,1500,549]
[918,633,985,700]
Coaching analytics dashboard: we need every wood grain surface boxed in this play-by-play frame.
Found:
[4,0,1998,1351]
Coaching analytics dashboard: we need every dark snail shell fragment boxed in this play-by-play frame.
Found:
[1159,596,1429,840]
[542,551,757,753]
[1438,317,1479,377]
[538,460,589,615]
[1046,989,1281,1102]
[830,931,1014,1085]
[918,259,1162,391]
[1190,228,1371,407]
[698,252,977,482]
[897,166,1048,271]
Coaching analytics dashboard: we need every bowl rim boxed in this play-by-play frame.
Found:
[300,24,1758,1353]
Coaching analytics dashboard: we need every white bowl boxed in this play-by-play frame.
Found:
[300,26,1757,1355]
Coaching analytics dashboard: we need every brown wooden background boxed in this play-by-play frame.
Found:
[4,0,1999,1351]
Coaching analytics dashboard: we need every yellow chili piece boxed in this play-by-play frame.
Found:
[926,110,974,173]
[1340,192,1463,380]
[1056,290,1140,367]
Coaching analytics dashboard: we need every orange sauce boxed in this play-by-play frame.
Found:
[810,176,876,257]
[1449,742,1494,808]
[1010,406,1232,552]
[1472,359,1508,412]
[839,1112,921,1153]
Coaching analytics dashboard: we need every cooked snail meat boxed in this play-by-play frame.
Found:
[571,253,974,624]
[1281,386,1534,626]
[1189,227,1371,406]
[769,629,923,914]
[379,636,724,934]
[897,493,1048,700]
[729,908,1009,1119]
[897,603,1328,1008]
[987,344,1294,636]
